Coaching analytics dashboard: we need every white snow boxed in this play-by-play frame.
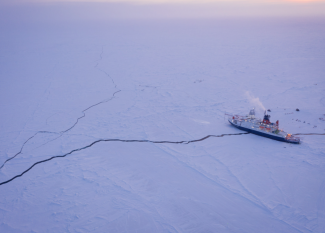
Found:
[0,4,325,232]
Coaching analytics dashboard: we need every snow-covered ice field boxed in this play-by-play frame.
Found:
[1,6,325,232]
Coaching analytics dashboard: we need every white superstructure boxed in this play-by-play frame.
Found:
[228,109,300,143]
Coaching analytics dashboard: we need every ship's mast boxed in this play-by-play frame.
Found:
[263,110,271,124]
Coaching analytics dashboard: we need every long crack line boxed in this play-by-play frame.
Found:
[0,131,59,170]
[0,132,249,186]
[0,48,120,170]
[0,91,121,171]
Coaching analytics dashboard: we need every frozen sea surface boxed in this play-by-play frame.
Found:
[0,15,325,232]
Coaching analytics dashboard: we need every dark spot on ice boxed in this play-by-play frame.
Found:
[194,79,203,83]
[267,109,271,112]
[296,108,300,111]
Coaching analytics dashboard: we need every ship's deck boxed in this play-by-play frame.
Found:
[228,117,300,144]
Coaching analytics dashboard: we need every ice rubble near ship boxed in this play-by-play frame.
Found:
[228,109,300,144]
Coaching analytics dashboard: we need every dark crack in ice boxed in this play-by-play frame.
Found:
[0,47,121,170]
[0,132,249,186]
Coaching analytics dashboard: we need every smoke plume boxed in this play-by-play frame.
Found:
[245,91,266,114]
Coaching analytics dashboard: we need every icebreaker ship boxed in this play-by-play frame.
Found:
[228,109,300,144]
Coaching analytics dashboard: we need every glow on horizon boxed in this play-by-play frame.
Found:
[2,0,325,19]
[4,0,325,3]
[66,0,325,2]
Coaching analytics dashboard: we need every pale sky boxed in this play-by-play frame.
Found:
[1,0,325,19]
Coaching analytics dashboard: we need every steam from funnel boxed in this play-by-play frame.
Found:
[245,91,266,114]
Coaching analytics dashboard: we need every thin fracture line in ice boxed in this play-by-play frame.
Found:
[0,90,121,171]
[0,131,58,170]
[0,132,249,186]
[60,90,121,133]
[0,47,121,170]
[95,46,117,89]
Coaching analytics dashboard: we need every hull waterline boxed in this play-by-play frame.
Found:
[228,119,300,144]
